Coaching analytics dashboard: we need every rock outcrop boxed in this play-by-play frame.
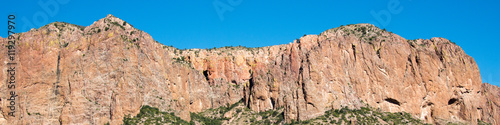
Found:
[1,14,498,124]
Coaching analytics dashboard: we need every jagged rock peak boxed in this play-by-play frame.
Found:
[102,14,126,24]
[106,14,116,18]
[84,14,134,33]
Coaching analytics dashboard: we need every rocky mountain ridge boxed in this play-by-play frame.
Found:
[0,14,498,124]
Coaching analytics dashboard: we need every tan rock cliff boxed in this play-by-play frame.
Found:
[0,15,498,124]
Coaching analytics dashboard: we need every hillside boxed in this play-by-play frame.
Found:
[0,14,498,124]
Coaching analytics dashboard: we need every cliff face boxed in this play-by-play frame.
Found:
[0,15,498,124]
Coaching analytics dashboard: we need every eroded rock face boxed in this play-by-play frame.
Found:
[0,15,498,124]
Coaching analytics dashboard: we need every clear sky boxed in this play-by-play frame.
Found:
[3,0,500,86]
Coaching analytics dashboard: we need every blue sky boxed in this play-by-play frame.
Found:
[3,0,500,86]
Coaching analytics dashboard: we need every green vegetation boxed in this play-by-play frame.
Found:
[122,100,244,125]
[74,24,86,31]
[61,42,69,48]
[284,106,428,125]
[85,27,102,35]
[173,56,188,64]
[172,56,195,69]
[478,119,492,125]
[123,105,189,125]
[110,21,125,30]
[119,35,141,49]
[449,40,457,45]
[206,45,255,52]
[123,96,485,125]
[122,101,446,125]
[325,24,393,44]
[190,112,225,125]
